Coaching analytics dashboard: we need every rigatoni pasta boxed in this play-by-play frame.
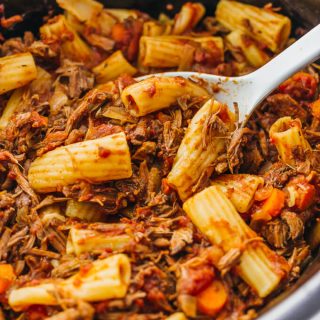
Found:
[40,205,66,227]
[8,254,131,311]
[105,9,138,21]
[211,174,264,213]
[93,9,118,36]
[226,30,270,67]
[172,2,205,35]
[166,313,188,320]
[93,50,137,83]
[216,0,291,52]
[269,117,311,166]
[143,21,167,37]
[0,53,37,95]
[28,132,132,193]
[40,15,92,62]
[65,199,105,222]
[57,0,103,22]
[0,88,26,129]
[66,223,133,255]
[139,35,224,68]
[121,76,209,117]
[168,99,235,201]
[183,186,290,297]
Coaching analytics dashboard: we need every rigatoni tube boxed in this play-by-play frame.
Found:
[28,132,132,193]
[93,50,137,83]
[66,223,133,255]
[40,205,65,227]
[167,99,235,201]
[183,186,289,297]
[121,76,209,117]
[90,9,118,36]
[8,254,131,311]
[0,88,25,129]
[226,30,270,68]
[65,199,105,222]
[139,36,224,68]
[143,21,166,37]
[40,15,92,63]
[216,0,291,52]
[211,174,264,213]
[166,313,188,320]
[57,0,103,22]
[172,2,205,35]
[269,117,311,167]
[0,53,37,95]
[105,9,138,21]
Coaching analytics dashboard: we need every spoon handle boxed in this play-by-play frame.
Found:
[248,24,320,104]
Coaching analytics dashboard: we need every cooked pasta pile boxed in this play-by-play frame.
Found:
[0,0,319,319]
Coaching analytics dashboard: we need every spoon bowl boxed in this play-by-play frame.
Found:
[138,24,320,122]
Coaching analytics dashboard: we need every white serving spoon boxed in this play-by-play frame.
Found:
[140,24,320,122]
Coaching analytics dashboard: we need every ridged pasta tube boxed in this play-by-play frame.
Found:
[143,21,166,37]
[216,0,291,52]
[168,99,235,201]
[269,117,311,167]
[226,30,270,67]
[104,9,138,21]
[172,2,205,35]
[40,15,92,62]
[139,36,224,68]
[0,52,37,95]
[0,88,25,129]
[211,174,264,213]
[8,254,131,311]
[87,9,118,37]
[166,313,187,320]
[93,51,137,83]
[0,65,49,129]
[66,223,133,255]
[65,200,105,222]
[183,186,290,298]
[40,205,65,227]
[57,0,103,22]
[64,11,85,34]
[121,76,209,117]
[28,132,132,193]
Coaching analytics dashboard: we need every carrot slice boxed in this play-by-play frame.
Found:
[0,264,15,294]
[111,23,128,43]
[261,188,285,217]
[310,99,320,120]
[295,182,316,211]
[196,280,228,316]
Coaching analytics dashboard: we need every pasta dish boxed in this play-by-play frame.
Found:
[0,0,319,319]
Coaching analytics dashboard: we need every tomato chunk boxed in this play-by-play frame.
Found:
[279,72,317,100]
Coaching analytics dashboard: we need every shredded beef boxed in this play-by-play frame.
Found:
[266,94,308,123]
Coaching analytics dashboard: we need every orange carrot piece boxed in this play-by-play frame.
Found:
[261,188,285,217]
[0,264,15,294]
[295,182,316,211]
[111,23,128,43]
[310,99,320,120]
[196,280,228,316]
